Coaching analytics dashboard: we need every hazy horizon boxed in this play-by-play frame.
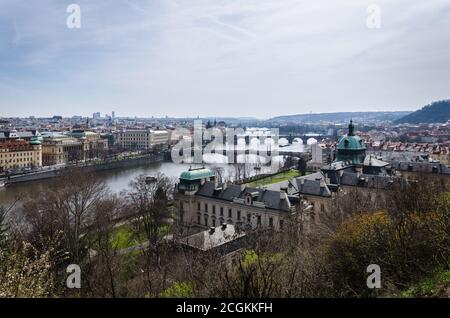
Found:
[1,0,449,117]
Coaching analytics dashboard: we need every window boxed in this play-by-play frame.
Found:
[257,215,261,226]
[197,202,200,211]
[320,203,325,213]
[220,207,224,216]
[197,214,201,224]
[269,217,273,228]
[204,215,208,226]
[212,218,216,227]
[247,214,251,223]
[237,210,241,220]
[279,219,284,230]
[228,208,232,218]
[212,205,216,214]
[204,203,208,212]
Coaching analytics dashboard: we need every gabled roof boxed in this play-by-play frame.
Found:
[295,177,332,197]
[340,172,395,189]
[390,161,450,175]
[363,155,389,167]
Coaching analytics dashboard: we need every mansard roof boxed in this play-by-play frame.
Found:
[196,181,291,211]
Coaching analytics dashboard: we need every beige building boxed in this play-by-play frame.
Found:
[115,129,169,150]
[42,136,85,166]
[175,167,296,232]
[41,131,108,166]
[0,139,42,172]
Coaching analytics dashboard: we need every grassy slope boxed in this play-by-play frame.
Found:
[247,169,300,187]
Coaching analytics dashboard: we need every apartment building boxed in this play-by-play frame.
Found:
[0,139,42,172]
[115,129,169,150]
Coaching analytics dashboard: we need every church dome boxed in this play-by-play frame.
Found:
[335,120,367,165]
[337,120,366,151]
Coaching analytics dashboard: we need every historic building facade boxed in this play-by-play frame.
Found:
[41,130,108,166]
[0,139,42,172]
[175,167,296,232]
[115,129,169,150]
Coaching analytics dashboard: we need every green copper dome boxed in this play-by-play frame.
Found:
[335,120,367,165]
[29,137,41,145]
[337,120,366,151]
[180,167,214,181]
[337,135,366,150]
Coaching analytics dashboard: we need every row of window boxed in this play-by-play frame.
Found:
[119,133,149,138]
[195,201,280,229]
[119,138,150,142]
[1,162,35,168]
[0,152,35,158]
[0,157,38,164]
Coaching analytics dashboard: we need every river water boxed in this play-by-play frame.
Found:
[0,148,304,210]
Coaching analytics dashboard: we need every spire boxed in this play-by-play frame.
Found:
[348,119,355,136]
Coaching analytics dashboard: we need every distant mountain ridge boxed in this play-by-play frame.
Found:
[269,111,411,123]
[394,100,450,124]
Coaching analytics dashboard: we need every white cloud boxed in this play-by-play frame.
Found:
[0,0,449,117]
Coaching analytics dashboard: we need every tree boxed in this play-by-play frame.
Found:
[23,167,108,264]
[84,196,123,297]
[127,173,173,269]
[0,242,55,298]
[298,157,307,176]
[211,166,225,184]
[0,206,9,252]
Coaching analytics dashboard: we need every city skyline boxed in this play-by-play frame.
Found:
[1,0,450,117]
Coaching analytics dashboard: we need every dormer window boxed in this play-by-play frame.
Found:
[344,139,349,148]
[245,194,252,205]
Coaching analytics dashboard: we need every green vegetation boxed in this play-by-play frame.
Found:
[111,224,143,250]
[395,99,450,124]
[247,169,300,187]
[400,269,450,298]
[160,282,195,298]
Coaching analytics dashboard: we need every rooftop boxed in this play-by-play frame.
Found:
[180,167,215,181]
[178,224,245,251]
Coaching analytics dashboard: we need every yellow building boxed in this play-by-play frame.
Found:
[41,131,109,166]
[41,136,85,166]
[0,139,42,172]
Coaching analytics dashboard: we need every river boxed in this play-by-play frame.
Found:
[0,151,299,210]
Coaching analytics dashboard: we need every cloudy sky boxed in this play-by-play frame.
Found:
[0,0,449,118]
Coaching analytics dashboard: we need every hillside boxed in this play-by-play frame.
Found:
[269,111,411,123]
[395,100,450,124]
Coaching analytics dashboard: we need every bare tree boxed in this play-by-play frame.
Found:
[23,167,108,264]
[212,166,224,184]
[126,173,174,269]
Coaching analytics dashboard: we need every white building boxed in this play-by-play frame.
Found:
[115,129,169,150]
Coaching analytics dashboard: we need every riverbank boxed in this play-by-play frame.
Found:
[1,153,165,186]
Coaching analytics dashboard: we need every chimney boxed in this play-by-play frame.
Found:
[319,178,326,188]
[355,166,362,178]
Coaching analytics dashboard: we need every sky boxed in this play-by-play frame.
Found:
[0,0,449,118]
